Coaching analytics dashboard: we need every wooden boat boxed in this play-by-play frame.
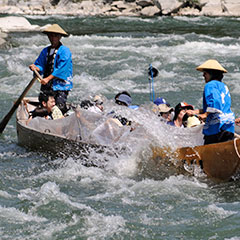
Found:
[17,97,240,182]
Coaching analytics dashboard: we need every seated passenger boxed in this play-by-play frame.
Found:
[158,104,174,122]
[112,91,138,130]
[153,103,174,123]
[152,97,174,122]
[79,95,104,114]
[28,93,63,121]
[167,102,193,127]
[80,100,93,109]
[186,116,201,128]
[187,116,202,128]
[115,91,139,110]
[93,94,104,112]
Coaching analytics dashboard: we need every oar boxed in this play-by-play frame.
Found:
[0,69,41,133]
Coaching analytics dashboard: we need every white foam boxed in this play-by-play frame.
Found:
[0,205,47,223]
[207,204,237,219]
[109,154,138,177]
[84,213,126,238]
[173,16,204,23]
[18,181,96,215]
[24,15,77,20]
[0,190,12,199]
[225,237,240,240]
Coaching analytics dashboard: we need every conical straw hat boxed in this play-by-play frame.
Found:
[43,24,68,37]
[196,59,227,73]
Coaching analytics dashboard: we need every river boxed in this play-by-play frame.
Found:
[1,15,240,239]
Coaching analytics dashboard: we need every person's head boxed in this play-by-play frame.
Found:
[43,24,68,48]
[39,92,56,113]
[202,69,224,83]
[115,91,132,106]
[80,100,94,109]
[196,59,227,83]
[173,102,194,121]
[93,95,104,112]
[157,104,174,122]
[186,116,201,128]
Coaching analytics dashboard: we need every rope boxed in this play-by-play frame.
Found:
[149,75,152,102]
[234,138,240,159]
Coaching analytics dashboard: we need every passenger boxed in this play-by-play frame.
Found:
[167,102,193,127]
[29,24,73,115]
[28,93,63,122]
[80,100,94,110]
[186,116,201,128]
[152,97,174,122]
[155,103,174,123]
[112,91,137,129]
[92,95,104,112]
[79,95,105,114]
[115,91,139,110]
[186,59,235,145]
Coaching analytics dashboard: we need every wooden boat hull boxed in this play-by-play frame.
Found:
[17,119,108,166]
[151,138,240,182]
[176,139,240,181]
[16,98,109,167]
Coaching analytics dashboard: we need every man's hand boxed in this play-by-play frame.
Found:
[29,64,40,72]
[197,113,208,121]
[186,109,207,122]
[40,75,54,85]
[40,78,50,85]
[186,109,200,116]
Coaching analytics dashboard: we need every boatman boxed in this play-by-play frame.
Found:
[29,24,73,114]
[186,59,235,145]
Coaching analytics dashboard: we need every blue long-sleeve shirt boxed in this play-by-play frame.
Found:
[203,80,235,136]
[34,44,73,91]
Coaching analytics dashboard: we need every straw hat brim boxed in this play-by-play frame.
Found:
[158,104,173,113]
[43,24,68,37]
[196,59,227,73]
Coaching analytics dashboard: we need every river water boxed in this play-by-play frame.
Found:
[1,15,240,239]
